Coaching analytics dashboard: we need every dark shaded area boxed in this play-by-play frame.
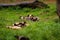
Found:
[15,36,29,40]
[0,0,49,9]
[42,36,48,40]
[57,0,60,19]
[54,18,60,23]
[0,38,2,40]
[20,37,29,40]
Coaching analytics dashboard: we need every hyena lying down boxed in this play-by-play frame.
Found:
[20,14,39,21]
[7,21,29,29]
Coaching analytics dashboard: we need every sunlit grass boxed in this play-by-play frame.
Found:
[0,3,60,40]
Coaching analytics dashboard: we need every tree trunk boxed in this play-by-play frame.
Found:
[57,0,60,19]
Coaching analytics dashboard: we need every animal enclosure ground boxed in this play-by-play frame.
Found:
[0,2,60,40]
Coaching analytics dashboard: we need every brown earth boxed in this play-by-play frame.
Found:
[0,0,35,4]
[43,0,56,4]
[0,0,56,4]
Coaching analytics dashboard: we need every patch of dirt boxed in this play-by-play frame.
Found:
[43,0,56,4]
[0,0,35,4]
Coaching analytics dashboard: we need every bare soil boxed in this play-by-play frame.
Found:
[0,0,56,4]
[43,0,56,4]
[0,0,35,4]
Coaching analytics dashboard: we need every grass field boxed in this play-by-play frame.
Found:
[0,3,60,40]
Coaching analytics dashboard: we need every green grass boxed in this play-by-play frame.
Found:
[0,3,60,40]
